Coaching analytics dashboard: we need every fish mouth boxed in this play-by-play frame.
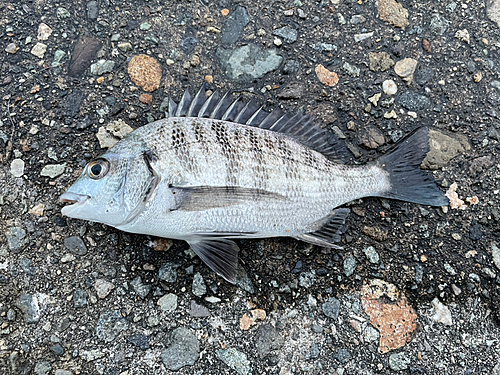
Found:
[60,192,90,216]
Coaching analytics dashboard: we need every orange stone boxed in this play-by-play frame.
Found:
[240,313,254,330]
[96,76,105,84]
[128,54,162,92]
[361,279,417,353]
[139,93,153,105]
[315,64,339,87]
[221,8,230,16]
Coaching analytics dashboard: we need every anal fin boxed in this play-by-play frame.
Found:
[188,238,239,283]
[294,208,350,249]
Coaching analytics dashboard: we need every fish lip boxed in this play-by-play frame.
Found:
[60,192,90,216]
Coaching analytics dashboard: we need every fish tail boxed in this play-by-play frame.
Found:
[375,127,448,206]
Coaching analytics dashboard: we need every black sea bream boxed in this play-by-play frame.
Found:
[60,86,449,282]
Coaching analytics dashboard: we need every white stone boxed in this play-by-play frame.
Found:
[431,298,452,325]
[382,79,398,95]
[10,159,25,177]
[31,42,47,58]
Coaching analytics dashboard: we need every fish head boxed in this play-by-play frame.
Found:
[60,143,159,227]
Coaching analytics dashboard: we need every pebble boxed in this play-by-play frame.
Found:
[94,279,115,299]
[357,125,385,149]
[350,15,366,24]
[273,26,297,43]
[333,348,351,364]
[86,1,98,20]
[216,44,282,82]
[315,64,339,86]
[5,43,19,54]
[80,349,105,361]
[161,327,200,370]
[469,155,495,177]
[31,42,47,58]
[382,79,398,95]
[179,36,198,54]
[216,348,251,375]
[55,370,73,375]
[52,50,66,68]
[34,361,52,375]
[369,52,395,72]
[130,276,151,298]
[10,159,25,177]
[118,42,133,52]
[376,0,409,28]
[389,352,410,371]
[90,60,115,75]
[299,271,316,288]
[63,236,87,255]
[487,0,500,27]
[68,35,102,77]
[65,89,85,117]
[431,298,452,325]
[96,119,134,148]
[16,294,41,323]
[192,272,207,297]
[344,254,357,276]
[353,32,374,42]
[343,62,360,77]
[322,297,340,319]
[158,262,179,282]
[429,13,450,35]
[140,22,151,30]
[128,54,162,92]
[73,289,87,308]
[5,227,28,252]
[50,344,64,356]
[139,93,153,105]
[492,244,500,270]
[95,310,129,343]
[190,300,210,317]
[157,293,178,312]
[422,129,470,169]
[127,334,149,350]
[397,91,431,111]
[38,23,53,41]
[40,164,66,178]
[469,220,482,241]
[278,82,304,99]
[394,58,418,84]
[57,8,71,19]
[455,29,470,44]
[235,266,255,293]
[221,6,249,45]
[363,246,380,263]
[255,324,284,357]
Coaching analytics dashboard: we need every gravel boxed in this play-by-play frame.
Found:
[161,327,200,370]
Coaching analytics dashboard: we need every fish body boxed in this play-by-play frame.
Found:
[61,87,448,282]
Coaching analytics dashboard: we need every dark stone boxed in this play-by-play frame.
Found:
[76,116,93,131]
[130,276,152,299]
[397,91,431,111]
[356,125,385,149]
[333,348,351,364]
[190,300,210,317]
[127,19,140,29]
[221,6,249,45]
[255,324,284,357]
[316,268,328,276]
[127,334,150,350]
[273,26,297,43]
[180,36,199,54]
[158,263,179,283]
[86,1,98,20]
[469,220,482,241]
[19,257,34,276]
[291,260,303,274]
[16,294,41,323]
[68,35,102,77]
[278,82,304,99]
[468,155,495,176]
[307,343,320,360]
[50,344,64,356]
[64,236,88,255]
[322,297,340,319]
[73,289,87,308]
[415,66,434,86]
[96,310,129,343]
[283,60,300,74]
[64,90,85,118]
[161,327,200,370]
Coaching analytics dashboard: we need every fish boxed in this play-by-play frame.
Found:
[60,85,449,283]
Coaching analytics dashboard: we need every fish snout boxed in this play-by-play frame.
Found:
[60,192,90,216]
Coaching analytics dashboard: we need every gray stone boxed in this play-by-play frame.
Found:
[362,246,379,263]
[429,13,450,35]
[350,15,366,24]
[34,361,52,375]
[190,300,210,317]
[63,236,87,255]
[415,66,434,86]
[192,272,207,297]
[422,129,470,169]
[86,1,98,20]
[278,82,304,99]
[96,310,129,343]
[55,370,73,375]
[322,297,340,319]
[41,164,66,178]
[16,294,41,323]
[10,159,24,177]
[235,266,255,293]
[90,60,115,75]
[52,50,66,68]
[397,91,431,111]
[333,348,351,364]
[127,334,149,350]
[5,227,27,252]
[216,348,251,375]
[158,262,179,282]
[493,363,500,375]
[492,80,500,91]
[73,289,87,308]
[255,324,284,357]
[389,352,410,371]
[50,344,64,356]
[356,125,385,149]
[57,8,71,19]
[130,276,151,299]
[344,254,357,276]
[19,257,34,276]
[415,264,423,284]
[283,59,300,74]
[487,0,500,28]
[65,89,85,118]
[221,6,249,45]
[217,44,282,82]
[273,26,297,43]
[80,349,105,361]
[7,309,16,321]
[343,62,360,77]
[307,343,320,359]
[299,271,316,288]
[469,155,496,177]
[179,36,199,54]
[94,279,114,299]
[161,327,200,370]
[492,244,500,271]
[158,293,178,312]
[311,43,337,53]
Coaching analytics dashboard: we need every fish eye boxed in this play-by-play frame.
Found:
[87,159,110,179]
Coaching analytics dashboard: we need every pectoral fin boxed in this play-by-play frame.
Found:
[294,208,350,249]
[188,238,240,283]
[170,185,286,211]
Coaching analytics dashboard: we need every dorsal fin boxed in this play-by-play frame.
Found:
[166,86,351,162]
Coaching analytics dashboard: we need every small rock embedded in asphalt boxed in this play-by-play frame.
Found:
[343,62,360,77]
[90,60,115,75]
[278,82,304,99]
[273,25,297,43]
[158,262,179,282]
[383,79,398,95]
[68,35,102,77]
[96,310,129,343]
[73,289,87,308]
[63,236,87,255]
[356,125,385,149]
[397,91,431,111]
[492,243,500,270]
[299,271,316,288]
[344,254,357,276]
[216,44,283,82]
[10,159,25,177]
[376,0,409,28]
[5,227,28,252]
[333,348,351,364]
[130,276,151,298]
[31,42,47,58]
[192,272,207,297]
[255,324,284,357]
[468,155,496,176]
[216,348,252,375]
[315,64,339,86]
[322,297,340,319]
[158,293,178,312]
[415,66,434,85]
[179,36,199,54]
[430,13,450,35]
[190,300,210,317]
[64,89,85,118]
[161,327,200,370]
[127,334,150,350]
[389,351,410,371]
[394,58,418,84]
[469,220,482,241]
[283,59,300,74]
[86,1,98,20]
[307,343,320,360]
[127,54,163,92]
[54,370,73,375]
[221,6,249,45]
[50,344,64,356]
[235,266,255,293]
[369,52,395,72]
[16,294,41,323]
[422,129,470,169]
[363,246,380,263]
[41,164,66,178]
[34,361,52,375]
[94,279,115,299]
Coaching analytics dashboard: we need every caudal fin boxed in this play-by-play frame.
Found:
[376,127,448,206]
